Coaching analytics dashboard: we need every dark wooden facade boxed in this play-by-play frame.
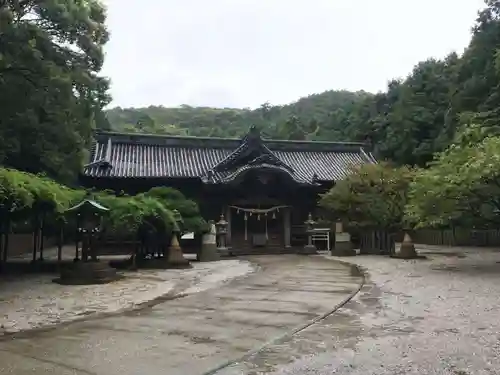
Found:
[80,126,376,253]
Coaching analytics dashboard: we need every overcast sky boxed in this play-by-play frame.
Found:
[101,0,485,109]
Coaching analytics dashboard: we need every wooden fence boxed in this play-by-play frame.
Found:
[408,229,500,247]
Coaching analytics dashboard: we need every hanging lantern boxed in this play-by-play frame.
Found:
[272,212,276,219]
[237,209,240,214]
[257,214,260,220]
[244,213,248,221]
[250,212,252,216]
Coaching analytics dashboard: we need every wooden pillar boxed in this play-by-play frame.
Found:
[3,220,9,263]
[225,206,232,247]
[32,228,38,262]
[0,218,8,264]
[0,226,4,267]
[39,222,45,261]
[57,225,63,263]
[283,207,291,248]
[74,234,79,261]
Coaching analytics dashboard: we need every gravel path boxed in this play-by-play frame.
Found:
[0,255,360,375]
[0,260,254,334]
[219,246,500,375]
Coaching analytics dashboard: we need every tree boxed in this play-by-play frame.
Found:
[0,0,110,182]
[100,0,500,176]
[142,187,207,233]
[277,115,307,140]
[319,163,413,231]
[405,123,500,229]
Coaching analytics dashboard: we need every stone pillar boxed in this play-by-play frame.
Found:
[283,207,291,248]
[225,206,232,247]
[200,222,220,262]
[332,221,356,256]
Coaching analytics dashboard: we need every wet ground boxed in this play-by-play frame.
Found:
[219,246,500,375]
[0,255,361,375]
[0,259,253,333]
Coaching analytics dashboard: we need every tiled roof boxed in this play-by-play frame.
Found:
[82,130,376,183]
[202,154,313,185]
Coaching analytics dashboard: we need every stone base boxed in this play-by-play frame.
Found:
[167,246,191,269]
[299,245,317,255]
[391,242,424,260]
[54,261,122,285]
[199,244,220,262]
[331,241,356,256]
[217,247,230,257]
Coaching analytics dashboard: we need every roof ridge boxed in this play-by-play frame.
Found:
[210,126,294,173]
[94,130,370,148]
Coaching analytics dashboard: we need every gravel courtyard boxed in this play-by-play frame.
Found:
[0,259,254,334]
[220,246,500,375]
[0,255,361,375]
[1,247,500,374]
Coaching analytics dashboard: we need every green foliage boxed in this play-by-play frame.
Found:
[0,0,110,183]
[319,163,413,230]
[0,169,34,212]
[0,168,84,215]
[95,193,175,235]
[104,91,371,140]
[0,168,204,237]
[405,123,500,228]
[102,1,500,170]
[142,187,207,233]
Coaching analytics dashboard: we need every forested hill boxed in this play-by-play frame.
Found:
[104,90,372,140]
[2,2,498,184]
[105,2,500,169]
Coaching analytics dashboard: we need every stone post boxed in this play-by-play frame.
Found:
[331,221,356,256]
[199,221,220,262]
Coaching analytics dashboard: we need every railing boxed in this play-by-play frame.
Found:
[311,229,331,251]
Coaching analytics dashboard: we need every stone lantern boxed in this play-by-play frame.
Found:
[68,198,109,262]
[216,214,229,256]
[301,212,318,254]
[56,196,120,285]
[167,209,191,268]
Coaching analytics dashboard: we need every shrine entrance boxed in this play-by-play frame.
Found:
[229,205,290,251]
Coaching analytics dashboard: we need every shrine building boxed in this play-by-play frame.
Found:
[81,126,376,254]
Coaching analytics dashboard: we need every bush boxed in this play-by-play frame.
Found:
[143,187,207,233]
[96,193,175,235]
[0,168,201,239]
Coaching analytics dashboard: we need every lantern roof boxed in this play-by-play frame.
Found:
[65,199,109,214]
